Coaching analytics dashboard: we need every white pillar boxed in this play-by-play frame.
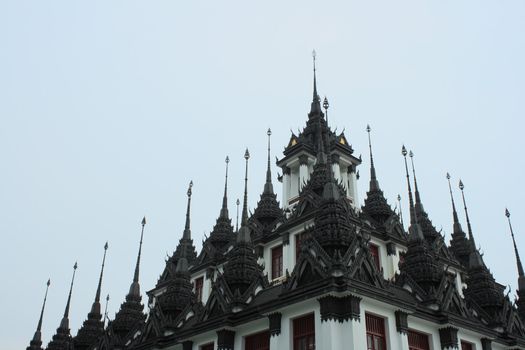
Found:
[282,167,291,208]
[347,165,359,209]
[299,155,309,192]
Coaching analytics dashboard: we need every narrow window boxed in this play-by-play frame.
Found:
[272,245,283,279]
[408,330,429,350]
[365,313,386,350]
[461,341,473,350]
[245,330,270,350]
[295,232,309,260]
[369,244,381,271]
[200,343,214,350]
[194,276,204,303]
[293,313,315,350]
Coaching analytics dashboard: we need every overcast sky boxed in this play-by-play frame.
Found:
[1,1,525,349]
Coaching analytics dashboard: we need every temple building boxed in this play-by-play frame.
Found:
[26,57,525,350]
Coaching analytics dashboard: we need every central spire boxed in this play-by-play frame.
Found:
[264,129,274,194]
[309,50,322,117]
[60,262,78,330]
[220,157,230,218]
[366,125,380,192]
[129,217,146,298]
[446,173,463,235]
[92,242,108,315]
[183,181,193,240]
[239,148,250,242]
[402,146,417,227]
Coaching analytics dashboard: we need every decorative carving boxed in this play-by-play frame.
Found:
[268,312,282,336]
[438,326,458,350]
[299,154,309,166]
[318,295,361,322]
[394,310,408,334]
[331,153,340,164]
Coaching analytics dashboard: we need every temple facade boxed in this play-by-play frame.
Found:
[26,59,525,350]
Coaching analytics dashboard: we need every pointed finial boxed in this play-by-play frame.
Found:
[236,198,240,232]
[366,124,380,191]
[60,262,77,330]
[458,180,475,248]
[183,181,193,239]
[402,145,416,225]
[323,96,329,124]
[103,294,110,327]
[91,242,108,316]
[506,208,525,278]
[220,157,230,218]
[312,50,318,100]
[263,129,274,194]
[241,149,250,226]
[129,217,146,297]
[397,194,404,228]
[446,173,462,234]
[30,278,51,346]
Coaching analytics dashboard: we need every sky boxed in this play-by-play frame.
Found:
[1,1,524,349]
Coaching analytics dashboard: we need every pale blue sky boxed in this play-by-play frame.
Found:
[1,1,524,349]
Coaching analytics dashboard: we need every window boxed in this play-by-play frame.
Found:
[293,313,315,350]
[365,313,386,350]
[370,244,380,271]
[408,330,429,350]
[272,245,283,279]
[194,277,204,302]
[245,330,270,350]
[295,232,310,260]
[461,341,473,350]
[200,343,214,350]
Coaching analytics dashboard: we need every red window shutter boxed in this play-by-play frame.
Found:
[195,277,204,302]
[369,244,380,271]
[365,313,386,350]
[272,245,283,279]
[293,313,315,350]
[408,330,430,350]
[245,331,270,350]
[461,341,473,350]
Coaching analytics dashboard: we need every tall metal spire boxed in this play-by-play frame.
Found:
[220,157,230,219]
[409,151,423,207]
[458,180,475,248]
[446,173,462,234]
[312,50,318,102]
[28,279,50,349]
[241,149,250,227]
[129,217,146,297]
[60,262,78,330]
[183,181,193,240]
[264,129,274,194]
[402,146,417,226]
[91,242,108,315]
[236,198,240,232]
[366,125,380,191]
[506,208,525,278]
[309,50,322,116]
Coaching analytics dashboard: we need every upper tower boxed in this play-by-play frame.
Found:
[277,51,361,209]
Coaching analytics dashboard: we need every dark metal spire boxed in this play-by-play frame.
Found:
[60,262,78,330]
[366,125,380,192]
[409,150,423,208]
[506,209,525,278]
[309,50,322,117]
[129,217,146,297]
[458,180,475,248]
[183,181,193,240]
[28,279,50,348]
[241,149,250,227]
[236,198,240,232]
[91,242,108,315]
[402,146,417,226]
[220,157,230,219]
[263,129,274,194]
[446,173,463,234]
[312,50,318,102]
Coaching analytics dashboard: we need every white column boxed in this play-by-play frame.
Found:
[331,154,341,183]
[282,167,291,208]
[299,155,309,192]
[347,165,359,208]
